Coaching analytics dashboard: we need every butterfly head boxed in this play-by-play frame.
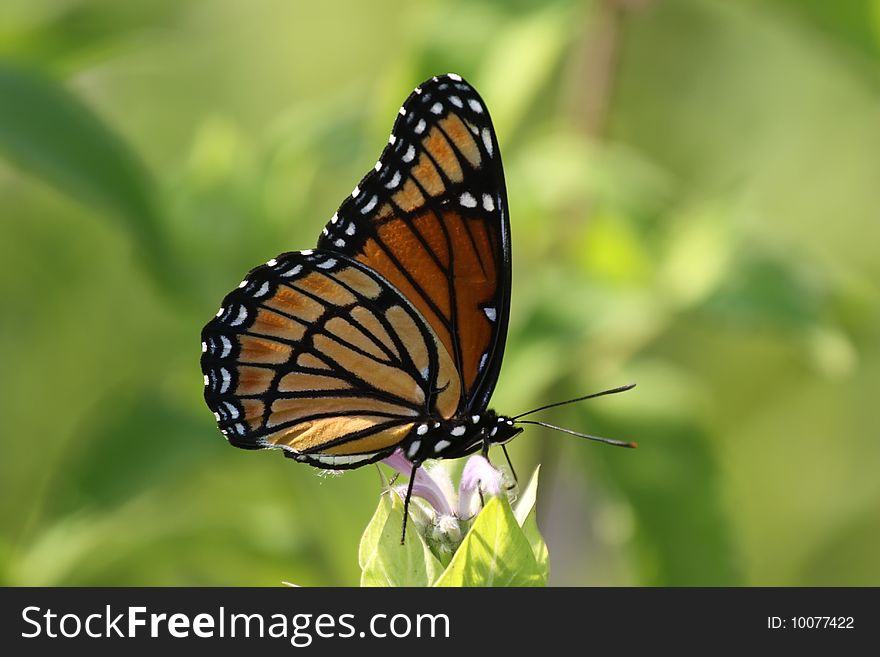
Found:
[484,412,524,446]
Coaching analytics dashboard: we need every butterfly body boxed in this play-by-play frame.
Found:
[396,409,523,464]
[280,408,522,470]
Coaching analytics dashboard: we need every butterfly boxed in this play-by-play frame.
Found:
[201,73,635,539]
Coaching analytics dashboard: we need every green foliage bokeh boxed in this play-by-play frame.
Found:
[1,0,879,586]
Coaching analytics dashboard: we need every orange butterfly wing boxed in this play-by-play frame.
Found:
[318,73,511,414]
[201,251,460,468]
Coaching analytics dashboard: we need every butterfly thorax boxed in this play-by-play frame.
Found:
[402,409,522,463]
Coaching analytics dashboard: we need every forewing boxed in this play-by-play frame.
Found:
[200,250,460,468]
[318,73,511,414]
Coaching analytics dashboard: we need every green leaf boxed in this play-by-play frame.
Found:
[359,494,443,587]
[0,64,177,293]
[514,466,549,582]
[590,417,742,585]
[433,495,544,587]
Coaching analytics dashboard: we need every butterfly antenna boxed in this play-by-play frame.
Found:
[515,419,638,449]
[400,460,421,545]
[511,383,636,420]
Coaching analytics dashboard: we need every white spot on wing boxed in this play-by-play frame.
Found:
[403,145,416,162]
[203,374,209,386]
[220,367,231,394]
[483,307,496,322]
[434,440,451,452]
[482,194,495,212]
[459,192,477,208]
[399,107,407,116]
[417,424,428,436]
[450,95,463,108]
[215,307,224,318]
[330,213,339,224]
[220,335,232,358]
[374,161,382,172]
[229,306,248,327]
[352,185,360,198]
[482,127,493,156]
[360,195,378,214]
[334,238,345,248]
[385,171,401,189]
[407,440,421,459]
[430,102,443,115]
[201,341,207,353]
[468,99,483,114]
[389,134,397,145]
[414,119,426,134]
[317,259,337,269]
[447,73,462,81]
[238,280,248,289]
[302,249,314,255]
[267,258,277,266]
[253,281,269,298]
[451,426,466,436]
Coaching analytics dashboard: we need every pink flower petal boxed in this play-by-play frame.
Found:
[458,455,503,518]
[383,449,454,516]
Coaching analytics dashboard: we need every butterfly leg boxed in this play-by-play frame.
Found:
[501,444,519,488]
[481,433,516,487]
[400,459,422,545]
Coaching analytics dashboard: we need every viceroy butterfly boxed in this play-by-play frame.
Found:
[201,73,635,540]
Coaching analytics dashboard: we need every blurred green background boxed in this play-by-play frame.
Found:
[2,0,879,586]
